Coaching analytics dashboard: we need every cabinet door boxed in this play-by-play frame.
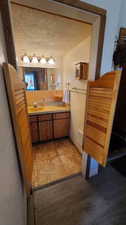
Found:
[54,118,70,139]
[39,120,53,141]
[83,71,121,167]
[29,117,39,144]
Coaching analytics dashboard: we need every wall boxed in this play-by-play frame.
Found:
[81,0,122,75]
[12,0,123,75]
[26,90,63,106]
[62,36,91,152]
[0,14,26,225]
[63,37,91,89]
[118,0,126,28]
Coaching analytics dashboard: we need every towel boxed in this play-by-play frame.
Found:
[63,88,70,104]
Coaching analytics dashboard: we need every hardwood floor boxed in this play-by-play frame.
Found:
[32,139,81,187]
[33,166,126,225]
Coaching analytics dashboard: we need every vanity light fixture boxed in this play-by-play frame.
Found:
[31,55,39,64]
[40,56,47,64]
[21,54,56,65]
[22,54,30,64]
[48,56,55,65]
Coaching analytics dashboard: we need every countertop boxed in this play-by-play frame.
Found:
[28,105,70,116]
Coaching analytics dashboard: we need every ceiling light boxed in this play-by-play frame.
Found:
[31,55,38,64]
[40,56,47,64]
[48,56,55,65]
[22,55,30,64]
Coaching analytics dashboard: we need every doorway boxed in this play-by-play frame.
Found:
[3,0,106,193]
[10,1,94,188]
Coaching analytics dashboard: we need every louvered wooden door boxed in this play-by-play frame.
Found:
[83,71,122,166]
[3,63,33,193]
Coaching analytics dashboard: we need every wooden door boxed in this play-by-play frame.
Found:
[53,113,70,139]
[3,63,33,193]
[83,71,122,166]
[54,119,70,138]
[29,116,39,144]
[39,114,53,141]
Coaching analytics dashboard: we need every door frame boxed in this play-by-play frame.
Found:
[2,0,106,184]
[0,0,106,224]
[0,0,17,68]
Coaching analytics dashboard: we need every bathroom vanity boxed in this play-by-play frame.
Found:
[28,106,70,144]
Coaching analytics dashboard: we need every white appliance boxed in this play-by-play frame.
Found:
[70,88,87,154]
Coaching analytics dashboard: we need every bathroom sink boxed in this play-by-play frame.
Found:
[28,106,44,112]
[45,101,65,106]
[28,105,70,115]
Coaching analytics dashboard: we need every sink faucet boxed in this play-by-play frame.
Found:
[33,102,38,108]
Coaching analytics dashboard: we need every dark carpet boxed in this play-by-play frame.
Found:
[111,156,126,177]
[33,166,126,225]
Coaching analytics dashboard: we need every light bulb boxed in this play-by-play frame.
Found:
[23,55,30,64]
[40,56,47,64]
[48,57,55,65]
[31,55,38,64]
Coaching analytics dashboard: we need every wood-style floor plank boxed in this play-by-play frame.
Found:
[33,166,126,225]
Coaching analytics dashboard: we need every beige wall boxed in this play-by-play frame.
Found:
[26,90,63,106]
[62,36,91,152]
[63,36,91,90]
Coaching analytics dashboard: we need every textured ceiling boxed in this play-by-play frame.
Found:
[11,4,92,57]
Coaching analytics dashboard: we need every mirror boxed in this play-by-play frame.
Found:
[23,67,62,91]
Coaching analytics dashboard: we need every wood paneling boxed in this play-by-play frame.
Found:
[3,63,33,193]
[83,71,122,166]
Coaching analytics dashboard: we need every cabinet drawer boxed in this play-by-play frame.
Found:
[29,115,38,122]
[53,112,70,119]
[38,114,52,121]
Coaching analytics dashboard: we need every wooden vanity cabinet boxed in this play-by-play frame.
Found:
[38,114,53,142]
[29,112,70,144]
[29,116,39,144]
[53,112,70,139]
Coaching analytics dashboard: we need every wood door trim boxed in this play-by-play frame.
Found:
[0,1,17,69]
[95,14,106,79]
[53,0,106,16]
